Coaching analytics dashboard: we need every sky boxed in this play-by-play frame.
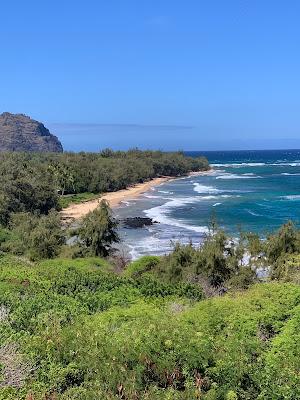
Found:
[1,0,300,151]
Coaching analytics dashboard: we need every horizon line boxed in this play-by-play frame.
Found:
[49,122,194,130]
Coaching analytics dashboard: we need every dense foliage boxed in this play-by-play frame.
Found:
[0,153,58,226]
[3,212,65,261]
[76,200,120,257]
[0,254,300,399]
[141,222,300,293]
[0,219,300,398]
[0,150,209,226]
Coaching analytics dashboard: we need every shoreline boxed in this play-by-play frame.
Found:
[60,169,213,221]
[61,176,173,221]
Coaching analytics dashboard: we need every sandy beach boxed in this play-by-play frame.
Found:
[60,169,214,221]
[60,176,172,221]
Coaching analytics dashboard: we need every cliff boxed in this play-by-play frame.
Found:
[0,112,63,152]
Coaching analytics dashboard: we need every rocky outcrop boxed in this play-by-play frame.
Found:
[122,217,157,228]
[0,112,63,152]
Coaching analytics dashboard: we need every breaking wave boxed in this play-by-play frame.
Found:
[144,197,208,233]
[193,183,221,194]
[216,173,262,180]
[282,195,300,201]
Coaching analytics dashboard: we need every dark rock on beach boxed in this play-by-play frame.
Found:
[0,112,63,152]
[122,217,157,229]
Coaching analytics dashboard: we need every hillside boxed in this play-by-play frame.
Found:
[0,112,63,152]
[0,255,300,399]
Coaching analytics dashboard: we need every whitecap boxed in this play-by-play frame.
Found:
[158,190,174,194]
[127,234,201,259]
[281,173,300,176]
[199,195,219,200]
[144,197,208,234]
[211,162,266,168]
[120,200,132,206]
[201,194,239,200]
[246,209,263,217]
[282,195,300,201]
[269,162,300,167]
[143,194,161,199]
[128,245,141,260]
[193,183,221,194]
[216,173,262,180]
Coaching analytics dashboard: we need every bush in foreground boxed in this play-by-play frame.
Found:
[1,255,300,399]
[2,211,64,260]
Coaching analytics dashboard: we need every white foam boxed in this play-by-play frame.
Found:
[274,162,300,167]
[246,209,263,217]
[213,202,222,207]
[120,200,132,206]
[158,190,174,194]
[211,162,266,168]
[199,195,219,200]
[282,195,300,201]
[201,194,238,200]
[281,173,300,176]
[193,183,221,194]
[128,245,141,260]
[216,173,262,180]
[143,194,161,199]
[128,234,200,259]
[144,197,208,233]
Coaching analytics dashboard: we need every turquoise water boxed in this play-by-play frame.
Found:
[116,150,300,258]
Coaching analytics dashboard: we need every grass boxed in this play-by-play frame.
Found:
[59,192,101,208]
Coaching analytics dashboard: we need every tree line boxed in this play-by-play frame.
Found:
[0,149,209,226]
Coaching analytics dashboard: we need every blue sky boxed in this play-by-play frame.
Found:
[1,1,300,151]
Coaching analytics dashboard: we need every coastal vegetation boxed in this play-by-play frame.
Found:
[76,200,120,258]
[0,149,209,226]
[2,150,300,399]
[58,192,101,209]
[1,213,300,398]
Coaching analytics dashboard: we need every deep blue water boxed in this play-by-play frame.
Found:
[188,149,300,165]
[116,150,300,258]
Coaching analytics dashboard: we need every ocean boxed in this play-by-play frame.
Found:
[115,149,300,259]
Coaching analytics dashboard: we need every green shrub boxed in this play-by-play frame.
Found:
[227,266,257,289]
[270,254,300,283]
[266,221,300,264]
[0,228,10,245]
[123,255,160,278]
[4,211,65,260]
[2,254,300,399]
[77,200,119,257]
[258,304,300,399]
[226,390,238,400]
